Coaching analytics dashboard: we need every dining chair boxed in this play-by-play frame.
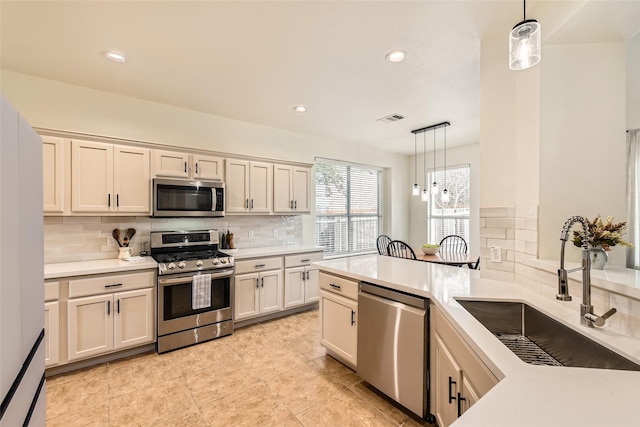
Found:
[376,234,392,255]
[439,235,468,253]
[387,240,417,260]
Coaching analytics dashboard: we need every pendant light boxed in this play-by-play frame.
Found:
[421,132,429,202]
[509,0,541,71]
[431,128,439,196]
[412,133,420,196]
[441,125,450,204]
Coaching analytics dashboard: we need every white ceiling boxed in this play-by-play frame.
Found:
[1,1,638,155]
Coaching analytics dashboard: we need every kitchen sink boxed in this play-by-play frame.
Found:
[456,299,640,371]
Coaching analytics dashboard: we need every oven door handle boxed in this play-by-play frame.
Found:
[158,271,233,285]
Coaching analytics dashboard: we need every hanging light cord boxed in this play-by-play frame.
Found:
[433,129,437,184]
[523,0,527,21]
[414,134,417,184]
[423,132,427,188]
[443,126,447,191]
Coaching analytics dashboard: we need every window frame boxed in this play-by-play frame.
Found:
[314,158,382,257]
[427,163,471,246]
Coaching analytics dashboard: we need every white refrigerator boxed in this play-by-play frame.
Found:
[0,94,46,426]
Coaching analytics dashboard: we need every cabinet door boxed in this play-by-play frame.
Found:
[114,288,154,350]
[193,154,224,181]
[234,273,260,320]
[434,334,462,427]
[319,290,357,369]
[292,166,311,213]
[114,146,150,213]
[42,136,64,213]
[284,267,305,308]
[273,164,293,213]
[67,294,113,361]
[152,149,189,178]
[71,140,114,212]
[44,301,60,367]
[304,267,320,303]
[259,269,282,314]
[225,159,250,213]
[249,161,272,213]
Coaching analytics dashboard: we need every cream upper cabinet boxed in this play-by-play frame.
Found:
[114,146,151,213]
[273,164,310,213]
[192,153,224,180]
[42,136,65,213]
[152,149,190,178]
[225,159,272,213]
[71,140,150,214]
[152,149,224,181]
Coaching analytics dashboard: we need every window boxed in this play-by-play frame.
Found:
[315,159,382,256]
[428,164,471,246]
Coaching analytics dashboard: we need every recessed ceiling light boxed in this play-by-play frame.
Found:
[293,105,307,113]
[103,51,126,63]
[385,50,407,63]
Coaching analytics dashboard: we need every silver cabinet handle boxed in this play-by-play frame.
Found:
[116,299,120,314]
[255,263,266,268]
[184,161,188,173]
[108,194,111,207]
[351,310,355,326]
[329,283,341,290]
[107,300,111,316]
[301,259,310,263]
[290,200,294,209]
[294,200,297,209]
[306,271,310,280]
[116,194,119,207]
[250,199,254,209]
[256,278,259,289]
[195,162,199,174]
[301,271,305,281]
[105,283,123,289]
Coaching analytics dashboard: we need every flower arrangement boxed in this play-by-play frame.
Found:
[572,215,633,251]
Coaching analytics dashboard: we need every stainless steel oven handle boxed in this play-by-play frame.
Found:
[158,271,233,285]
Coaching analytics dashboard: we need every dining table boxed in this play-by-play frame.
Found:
[419,252,479,269]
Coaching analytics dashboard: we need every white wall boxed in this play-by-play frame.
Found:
[628,33,640,131]
[539,43,627,265]
[408,143,480,252]
[0,71,410,246]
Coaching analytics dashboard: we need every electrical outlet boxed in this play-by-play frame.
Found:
[490,246,502,263]
[248,230,254,238]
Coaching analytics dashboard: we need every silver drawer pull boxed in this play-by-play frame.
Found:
[255,264,266,268]
[329,283,341,290]
[301,259,310,263]
[105,283,123,289]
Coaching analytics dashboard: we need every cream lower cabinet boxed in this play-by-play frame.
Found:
[283,251,323,308]
[67,271,155,362]
[319,272,358,369]
[432,306,499,426]
[234,270,282,320]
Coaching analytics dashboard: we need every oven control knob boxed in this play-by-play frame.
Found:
[228,257,234,264]
[168,262,176,270]
[212,259,220,265]
[196,260,203,267]
[220,258,228,264]
[178,261,186,269]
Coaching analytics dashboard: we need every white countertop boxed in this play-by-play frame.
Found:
[222,245,324,260]
[44,246,324,279]
[44,257,159,279]
[314,254,640,427]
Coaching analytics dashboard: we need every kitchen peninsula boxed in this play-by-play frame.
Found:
[314,254,640,427]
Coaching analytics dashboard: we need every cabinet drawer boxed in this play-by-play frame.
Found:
[285,252,323,268]
[319,272,358,301]
[235,257,283,274]
[45,281,60,302]
[69,271,156,298]
[433,307,499,397]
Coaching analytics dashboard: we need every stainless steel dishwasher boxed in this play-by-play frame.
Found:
[357,282,430,419]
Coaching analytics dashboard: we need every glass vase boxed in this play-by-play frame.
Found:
[590,246,608,270]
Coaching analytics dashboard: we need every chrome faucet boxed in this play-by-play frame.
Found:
[557,215,617,327]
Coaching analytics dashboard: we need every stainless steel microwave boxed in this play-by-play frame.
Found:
[152,178,225,217]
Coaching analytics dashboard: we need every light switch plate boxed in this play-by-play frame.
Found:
[490,246,502,262]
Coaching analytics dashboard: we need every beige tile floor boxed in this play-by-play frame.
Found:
[46,309,434,426]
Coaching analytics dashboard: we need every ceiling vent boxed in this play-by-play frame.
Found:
[377,113,407,123]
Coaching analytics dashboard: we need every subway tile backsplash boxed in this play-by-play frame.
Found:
[44,215,303,264]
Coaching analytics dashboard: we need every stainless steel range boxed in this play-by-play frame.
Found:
[150,230,234,353]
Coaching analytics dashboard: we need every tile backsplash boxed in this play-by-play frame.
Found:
[44,215,303,264]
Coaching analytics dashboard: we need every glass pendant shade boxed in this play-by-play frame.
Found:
[412,183,420,196]
[421,188,429,202]
[441,189,450,204]
[431,181,439,195]
[509,19,541,71]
